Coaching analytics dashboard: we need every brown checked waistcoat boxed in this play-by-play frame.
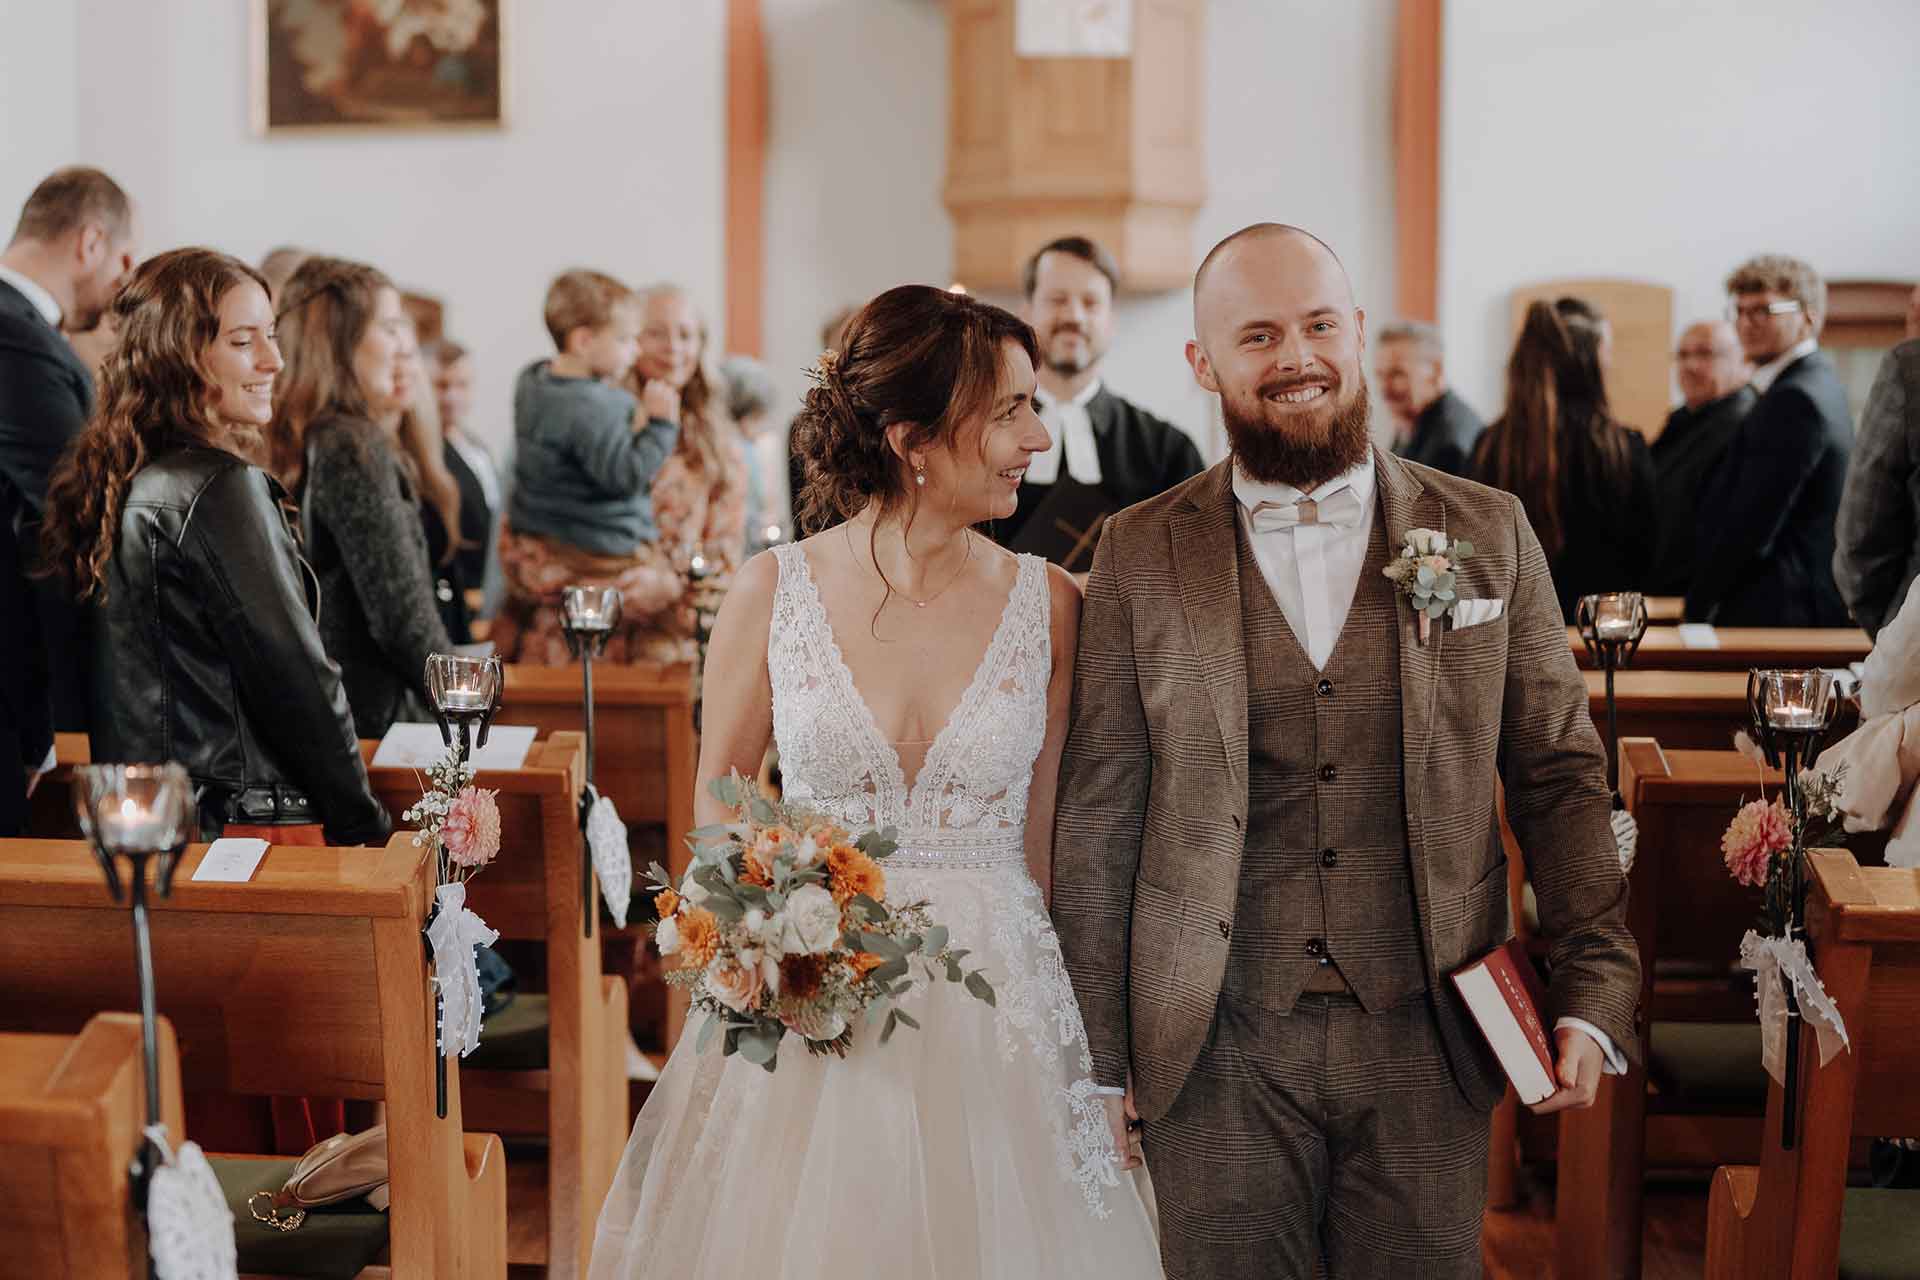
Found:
[1051,450,1642,1121]
[1229,503,1427,1017]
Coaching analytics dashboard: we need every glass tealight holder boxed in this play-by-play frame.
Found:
[73,762,196,900]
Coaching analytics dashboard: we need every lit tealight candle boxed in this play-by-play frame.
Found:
[98,796,171,853]
[439,685,490,713]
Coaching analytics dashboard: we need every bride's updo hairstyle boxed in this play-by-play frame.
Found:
[791,284,1037,534]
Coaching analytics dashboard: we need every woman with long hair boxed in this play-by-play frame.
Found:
[590,285,1161,1279]
[270,255,454,736]
[1471,296,1659,620]
[41,247,388,849]
[627,284,750,668]
[384,312,471,640]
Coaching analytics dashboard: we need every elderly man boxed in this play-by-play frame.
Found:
[1648,320,1754,596]
[1686,254,1852,626]
[1053,222,1638,1279]
[0,166,139,738]
[1373,320,1484,475]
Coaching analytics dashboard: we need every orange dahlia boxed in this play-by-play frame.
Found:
[825,844,885,907]
[678,907,720,967]
[654,889,681,919]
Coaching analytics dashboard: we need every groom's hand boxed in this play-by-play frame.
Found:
[1102,1086,1144,1170]
[1527,1026,1604,1115]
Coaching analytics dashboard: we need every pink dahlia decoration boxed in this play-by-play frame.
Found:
[441,786,502,873]
[1721,796,1790,888]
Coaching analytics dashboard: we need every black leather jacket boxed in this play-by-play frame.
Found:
[89,444,391,845]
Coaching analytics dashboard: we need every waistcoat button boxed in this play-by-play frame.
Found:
[1320,848,1338,867]
[1305,936,1326,957]
[1218,920,1231,940]
[1316,678,1334,698]
[1318,763,1336,782]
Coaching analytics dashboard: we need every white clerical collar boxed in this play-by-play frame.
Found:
[1750,337,1818,394]
[0,263,62,328]
[1029,378,1104,486]
[1232,451,1376,515]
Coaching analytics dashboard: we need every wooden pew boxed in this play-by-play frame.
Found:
[363,732,624,1277]
[499,663,696,877]
[1568,625,1871,672]
[0,1012,184,1279]
[1704,850,1920,1278]
[1586,669,1751,751]
[1552,742,1889,1279]
[0,835,507,1278]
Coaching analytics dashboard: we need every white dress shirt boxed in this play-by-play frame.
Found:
[1750,337,1818,394]
[1027,378,1103,486]
[1230,451,1626,1076]
[0,263,62,327]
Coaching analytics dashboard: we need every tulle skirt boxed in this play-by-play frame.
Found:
[589,861,1163,1279]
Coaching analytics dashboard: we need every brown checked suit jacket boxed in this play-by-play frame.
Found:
[1051,450,1641,1120]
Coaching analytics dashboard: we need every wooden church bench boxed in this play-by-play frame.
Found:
[0,834,507,1278]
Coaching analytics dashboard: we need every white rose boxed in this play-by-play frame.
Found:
[1409,528,1447,556]
[781,884,842,956]
[656,915,681,956]
[793,835,823,869]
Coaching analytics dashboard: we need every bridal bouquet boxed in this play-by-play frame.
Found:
[404,747,503,1057]
[646,775,995,1071]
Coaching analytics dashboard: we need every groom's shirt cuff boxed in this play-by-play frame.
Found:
[1555,1017,1627,1075]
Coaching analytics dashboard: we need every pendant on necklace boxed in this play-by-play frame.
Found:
[915,600,927,608]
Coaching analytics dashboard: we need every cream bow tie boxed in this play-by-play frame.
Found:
[1248,486,1363,533]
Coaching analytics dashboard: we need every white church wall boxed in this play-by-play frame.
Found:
[0,0,80,232]
[1442,0,1920,432]
[58,0,728,454]
[763,0,1401,462]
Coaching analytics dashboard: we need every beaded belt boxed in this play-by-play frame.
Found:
[885,828,1027,871]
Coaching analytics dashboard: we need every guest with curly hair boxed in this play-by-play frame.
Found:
[39,247,386,847]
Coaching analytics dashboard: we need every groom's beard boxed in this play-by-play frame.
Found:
[1224,375,1373,491]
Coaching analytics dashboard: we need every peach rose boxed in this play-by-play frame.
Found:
[707,956,764,1014]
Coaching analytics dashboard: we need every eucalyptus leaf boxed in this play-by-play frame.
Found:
[748,796,779,825]
[923,925,949,955]
[943,956,963,983]
[848,894,886,921]
[964,971,997,1007]
[1426,600,1449,619]
[881,1009,900,1044]
[704,895,747,923]
[874,958,909,984]
[709,776,742,807]
[893,1009,921,1031]
[736,1023,780,1067]
[1416,565,1436,588]
[696,1013,721,1055]
[1453,540,1475,558]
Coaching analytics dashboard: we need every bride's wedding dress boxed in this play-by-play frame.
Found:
[590,545,1160,1279]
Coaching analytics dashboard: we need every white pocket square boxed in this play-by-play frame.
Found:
[1449,597,1506,629]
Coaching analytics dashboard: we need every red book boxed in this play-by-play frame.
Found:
[1451,938,1557,1104]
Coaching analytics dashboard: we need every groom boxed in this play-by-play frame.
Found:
[1052,224,1640,1278]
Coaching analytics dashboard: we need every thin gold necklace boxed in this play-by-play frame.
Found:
[845,523,975,609]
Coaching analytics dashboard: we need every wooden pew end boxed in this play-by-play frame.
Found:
[462,1132,508,1278]
[1703,1164,1760,1280]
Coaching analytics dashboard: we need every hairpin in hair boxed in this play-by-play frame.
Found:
[804,348,841,389]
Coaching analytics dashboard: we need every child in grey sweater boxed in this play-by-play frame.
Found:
[494,271,685,663]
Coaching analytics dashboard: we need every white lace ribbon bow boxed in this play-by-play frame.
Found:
[585,790,632,928]
[144,1123,239,1280]
[429,881,500,1057]
[1738,928,1851,1086]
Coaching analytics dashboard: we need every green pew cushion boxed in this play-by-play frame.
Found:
[1646,1021,1769,1106]
[1839,1187,1920,1279]
[208,1155,388,1280]
[465,992,549,1071]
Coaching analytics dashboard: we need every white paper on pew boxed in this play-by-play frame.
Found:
[192,838,268,882]
[1675,623,1720,649]
[371,722,536,771]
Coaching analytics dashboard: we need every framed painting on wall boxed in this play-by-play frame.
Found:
[251,0,507,134]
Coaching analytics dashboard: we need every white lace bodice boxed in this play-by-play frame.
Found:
[768,543,1049,869]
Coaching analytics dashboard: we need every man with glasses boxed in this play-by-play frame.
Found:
[1685,255,1851,627]
[1648,320,1753,596]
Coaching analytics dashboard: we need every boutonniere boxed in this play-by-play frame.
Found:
[1382,526,1475,645]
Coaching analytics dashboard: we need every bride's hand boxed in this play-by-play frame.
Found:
[1102,1090,1144,1170]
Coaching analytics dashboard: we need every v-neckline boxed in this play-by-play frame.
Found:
[788,545,1027,818]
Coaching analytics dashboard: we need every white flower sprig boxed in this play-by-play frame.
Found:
[1382,526,1474,645]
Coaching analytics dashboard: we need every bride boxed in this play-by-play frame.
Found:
[590,285,1161,1278]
